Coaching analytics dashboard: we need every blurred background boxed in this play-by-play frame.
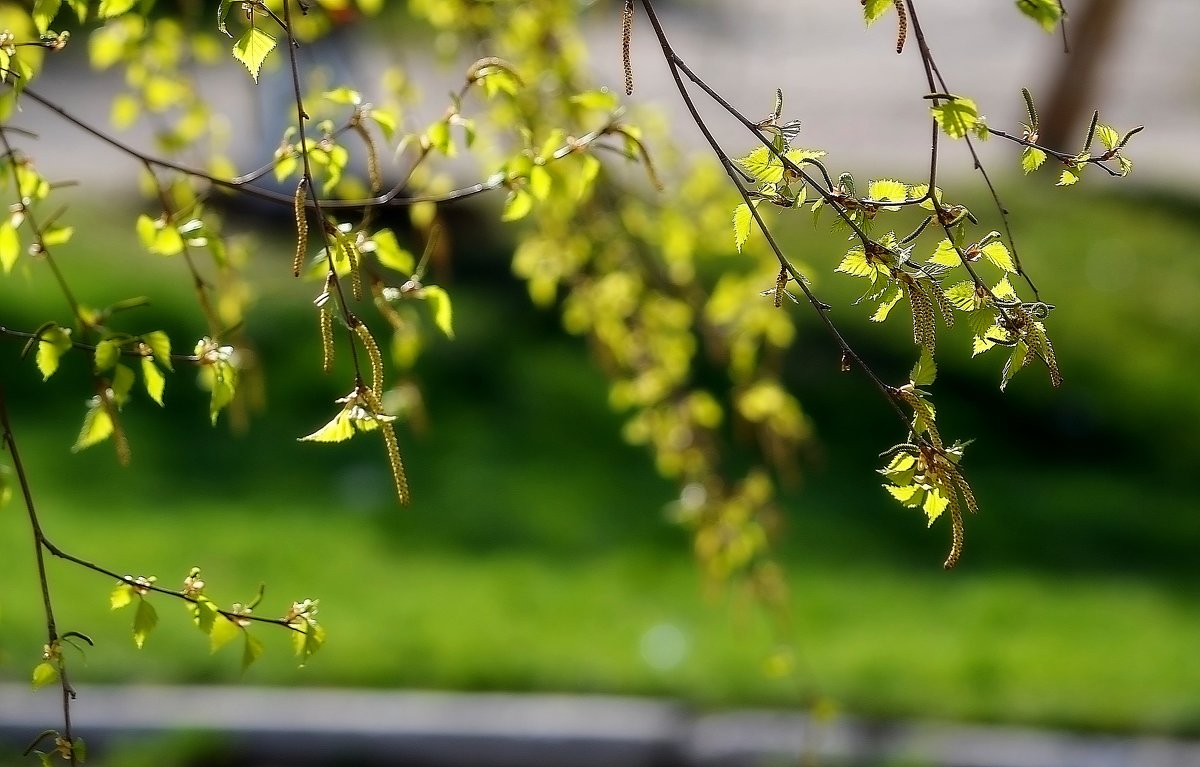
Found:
[1,0,1199,764]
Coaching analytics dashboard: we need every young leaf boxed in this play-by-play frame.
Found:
[141,330,172,370]
[242,632,264,672]
[0,219,20,274]
[141,357,165,406]
[31,661,58,690]
[1016,0,1063,32]
[132,598,158,649]
[209,615,242,653]
[73,402,114,453]
[35,326,72,380]
[981,241,1016,273]
[1057,168,1080,186]
[862,0,893,24]
[232,28,276,83]
[1095,124,1120,152]
[98,0,135,18]
[33,0,63,34]
[930,98,980,140]
[923,486,950,524]
[298,409,354,443]
[501,189,534,222]
[423,285,455,339]
[1021,146,1047,174]
[910,346,937,387]
[733,203,753,252]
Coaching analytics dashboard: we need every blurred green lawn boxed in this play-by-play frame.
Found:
[1,185,1198,734]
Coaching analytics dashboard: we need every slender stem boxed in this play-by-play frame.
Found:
[637,0,913,432]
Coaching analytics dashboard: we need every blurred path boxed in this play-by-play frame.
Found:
[3,684,1200,767]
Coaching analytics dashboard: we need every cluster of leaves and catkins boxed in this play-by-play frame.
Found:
[0,0,1142,744]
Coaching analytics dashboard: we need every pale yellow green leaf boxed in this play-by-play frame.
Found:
[981,241,1016,273]
[31,661,58,690]
[1021,146,1047,174]
[33,0,63,34]
[910,345,937,386]
[110,582,136,610]
[1057,168,1080,186]
[42,225,73,246]
[423,285,455,339]
[923,486,950,524]
[209,615,242,653]
[298,409,354,443]
[242,632,264,672]
[733,203,753,252]
[35,326,72,380]
[930,98,980,139]
[501,189,533,222]
[928,239,961,268]
[142,357,165,406]
[0,220,20,273]
[132,598,157,649]
[863,0,892,24]
[232,27,276,83]
[142,330,172,370]
[98,0,135,18]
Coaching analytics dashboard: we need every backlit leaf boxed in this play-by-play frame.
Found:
[1016,0,1063,32]
[862,0,892,24]
[910,346,937,386]
[35,326,72,380]
[209,614,242,653]
[298,409,354,443]
[423,285,455,338]
[132,599,157,649]
[981,241,1016,273]
[31,661,58,690]
[733,203,753,252]
[242,633,264,672]
[142,357,165,406]
[1021,146,1047,174]
[110,582,136,610]
[33,0,63,33]
[232,27,276,83]
[931,98,979,140]
[0,220,19,273]
[72,401,114,452]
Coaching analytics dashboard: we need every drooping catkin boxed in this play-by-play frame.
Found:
[362,387,409,506]
[319,305,334,374]
[292,178,308,277]
[354,124,382,194]
[943,492,964,570]
[773,266,788,308]
[622,0,634,95]
[353,320,383,396]
[894,0,908,54]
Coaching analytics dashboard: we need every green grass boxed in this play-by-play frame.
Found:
[2,186,1200,735]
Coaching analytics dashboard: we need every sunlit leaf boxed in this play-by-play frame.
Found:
[733,203,753,252]
[423,285,455,339]
[862,0,893,24]
[1016,0,1063,32]
[232,27,276,83]
[141,357,165,406]
[931,98,979,140]
[298,409,354,443]
[1021,146,1047,174]
[981,241,1016,273]
[209,614,242,653]
[31,661,58,690]
[0,220,20,274]
[72,401,114,453]
[910,346,937,386]
[110,582,137,610]
[132,598,157,649]
[242,632,264,672]
[35,326,72,380]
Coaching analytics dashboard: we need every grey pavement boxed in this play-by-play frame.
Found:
[3,684,1200,766]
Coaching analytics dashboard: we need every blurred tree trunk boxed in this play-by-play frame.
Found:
[1039,0,1129,148]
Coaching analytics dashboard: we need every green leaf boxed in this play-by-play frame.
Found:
[132,598,157,649]
[910,346,937,386]
[141,357,165,406]
[0,219,20,274]
[232,27,276,83]
[1021,146,1047,174]
[98,0,135,18]
[733,203,753,252]
[31,661,58,690]
[1057,168,1080,186]
[298,409,354,443]
[323,87,361,106]
[242,632,264,672]
[142,330,172,370]
[111,362,135,405]
[923,486,950,524]
[867,179,907,203]
[369,229,414,274]
[863,0,893,24]
[1095,124,1120,152]
[981,241,1016,273]
[94,339,121,372]
[928,238,961,268]
[72,401,114,453]
[110,582,137,610]
[35,326,72,380]
[501,189,534,222]
[423,285,455,338]
[1016,0,1063,32]
[190,596,217,634]
[32,0,62,35]
[930,98,980,140]
[528,164,552,202]
[869,282,903,322]
[209,614,242,653]
[885,482,923,507]
[42,225,73,246]
[835,249,884,280]
[291,620,326,666]
[943,281,978,312]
